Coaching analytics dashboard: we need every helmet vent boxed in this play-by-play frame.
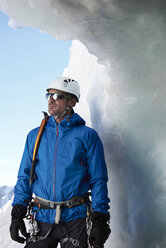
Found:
[64,79,76,83]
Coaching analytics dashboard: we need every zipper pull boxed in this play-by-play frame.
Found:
[56,126,59,136]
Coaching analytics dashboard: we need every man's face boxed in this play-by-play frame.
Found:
[47,89,69,117]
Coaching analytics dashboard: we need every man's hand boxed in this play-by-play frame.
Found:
[10,218,27,243]
[9,204,28,243]
[89,211,111,248]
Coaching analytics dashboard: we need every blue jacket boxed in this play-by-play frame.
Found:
[13,113,110,223]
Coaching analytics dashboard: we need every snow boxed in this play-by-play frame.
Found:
[0,199,24,248]
[0,188,23,248]
[0,186,14,210]
[0,1,166,248]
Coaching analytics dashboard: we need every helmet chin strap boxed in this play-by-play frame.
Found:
[55,106,72,121]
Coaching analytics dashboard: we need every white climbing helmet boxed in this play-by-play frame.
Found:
[47,76,80,102]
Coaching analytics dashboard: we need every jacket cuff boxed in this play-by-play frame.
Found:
[11,204,27,220]
[90,211,110,223]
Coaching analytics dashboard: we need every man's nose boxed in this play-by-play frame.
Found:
[48,96,55,102]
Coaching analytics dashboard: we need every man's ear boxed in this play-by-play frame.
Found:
[68,98,77,108]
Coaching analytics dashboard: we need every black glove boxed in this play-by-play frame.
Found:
[10,204,28,243]
[89,211,111,248]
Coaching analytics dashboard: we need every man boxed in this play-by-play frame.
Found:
[10,77,111,248]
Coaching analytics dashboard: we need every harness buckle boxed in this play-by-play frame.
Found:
[66,199,74,208]
[66,196,82,208]
[50,202,55,208]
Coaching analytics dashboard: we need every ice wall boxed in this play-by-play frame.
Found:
[0,1,166,248]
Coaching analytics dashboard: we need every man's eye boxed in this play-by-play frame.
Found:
[57,95,65,99]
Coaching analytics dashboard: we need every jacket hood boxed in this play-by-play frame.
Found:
[47,113,86,130]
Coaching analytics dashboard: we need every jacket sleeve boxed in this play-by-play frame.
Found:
[87,130,110,214]
[12,130,36,207]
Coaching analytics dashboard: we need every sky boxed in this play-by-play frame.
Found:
[0,11,72,186]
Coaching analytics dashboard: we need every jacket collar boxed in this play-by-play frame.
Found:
[47,113,86,130]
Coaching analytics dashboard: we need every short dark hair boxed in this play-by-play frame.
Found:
[69,93,78,101]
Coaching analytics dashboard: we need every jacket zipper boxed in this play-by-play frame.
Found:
[53,126,59,201]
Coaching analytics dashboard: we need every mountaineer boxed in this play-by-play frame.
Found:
[10,77,111,248]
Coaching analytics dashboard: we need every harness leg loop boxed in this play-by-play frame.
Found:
[55,204,61,224]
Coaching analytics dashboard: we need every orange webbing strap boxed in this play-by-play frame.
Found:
[29,112,50,186]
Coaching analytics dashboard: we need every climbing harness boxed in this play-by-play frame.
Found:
[25,195,91,245]
[34,193,91,224]
[60,229,80,247]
